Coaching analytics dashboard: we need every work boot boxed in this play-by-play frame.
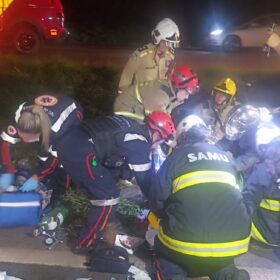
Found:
[71,245,93,256]
[210,265,250,280]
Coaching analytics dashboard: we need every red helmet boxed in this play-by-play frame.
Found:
[145,111,175,140]
[171,65,199,94]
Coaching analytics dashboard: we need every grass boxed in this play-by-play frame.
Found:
[0,55,119,121]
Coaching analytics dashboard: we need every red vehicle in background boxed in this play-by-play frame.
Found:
[0,0,68,54]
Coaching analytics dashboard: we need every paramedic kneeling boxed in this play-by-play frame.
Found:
[147,115,251,280]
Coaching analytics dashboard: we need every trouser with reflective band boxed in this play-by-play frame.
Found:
[154,237,238,278]
[251,222,270,245]
[78,204,117,248]
[250,198,280,246]
[54,126,120,249]
[158,227,250,258]
[152,256,246,280]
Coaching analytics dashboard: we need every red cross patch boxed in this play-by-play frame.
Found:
[34,95,58,107]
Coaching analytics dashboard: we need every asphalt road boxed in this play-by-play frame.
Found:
[0,222,279,280]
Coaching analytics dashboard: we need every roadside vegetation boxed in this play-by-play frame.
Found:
[0,54,278,123]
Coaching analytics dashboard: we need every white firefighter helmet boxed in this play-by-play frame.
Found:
[151,18,180,48]
[176,114,213,145]
[176,114,206,138]
[256,122,280,148]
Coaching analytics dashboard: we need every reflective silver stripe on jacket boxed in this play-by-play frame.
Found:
[38,156,48,162]
[51,102,77,133]
[90,197,120,206]
[1,131,20,144]
[128,162,152,172]
[15,102,25,123]
[48,145,58,158]
[124,133,148,142]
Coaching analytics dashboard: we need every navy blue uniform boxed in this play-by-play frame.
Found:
[0,96,154,248]
[148,142,251,279]
[0,94,83,179]
[243,162,280,246]
[53,116,153,248]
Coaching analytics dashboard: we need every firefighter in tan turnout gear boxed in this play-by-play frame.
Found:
[118,18,180,93]
[114,65,199,123]
[194,77,238,141]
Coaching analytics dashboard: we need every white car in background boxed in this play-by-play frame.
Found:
[205,14,280,52]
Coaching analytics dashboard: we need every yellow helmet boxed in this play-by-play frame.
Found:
[213,78,237,96]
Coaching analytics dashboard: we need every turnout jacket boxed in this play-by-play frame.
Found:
[149,142,251,258]
[194,99,237,137]
[114,80,179,123]
[0,94,83,179]
[243,162,280,245]
[118,43,175,93]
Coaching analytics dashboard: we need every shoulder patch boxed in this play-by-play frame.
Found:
[34,95,58,107]
[137,45,149,53]
[7,125,17,135]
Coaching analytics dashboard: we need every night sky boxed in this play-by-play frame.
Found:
[61,0,280,46]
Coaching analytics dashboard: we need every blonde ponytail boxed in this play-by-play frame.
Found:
[17,105,51,151]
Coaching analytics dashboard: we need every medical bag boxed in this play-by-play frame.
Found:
[0,192,42,227]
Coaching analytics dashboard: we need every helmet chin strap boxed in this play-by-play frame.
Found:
[152,139,165,149]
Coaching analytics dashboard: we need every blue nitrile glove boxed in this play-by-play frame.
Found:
[20,177,39,192]
[0,173,15,190]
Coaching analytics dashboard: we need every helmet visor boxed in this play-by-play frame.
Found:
[165,33,180,48]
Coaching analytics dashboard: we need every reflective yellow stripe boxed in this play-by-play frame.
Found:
[158,227,250,257]
[172,171,240,194]
[139,50,153,58]
[260,199,280,212]
[135,84,143,104]
[135,85,151,115]
[251,222,269,244]
[114,111,144,120]
[251,222,279,247]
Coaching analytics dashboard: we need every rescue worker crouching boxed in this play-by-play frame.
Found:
[242,123,280,251]
[118,18,180,93]
[194,77,238,143]
[0,94,83,193]
[4,103,175,255]
[147,115,251,279]
[114,65,200,123]
[69,111,176,254]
